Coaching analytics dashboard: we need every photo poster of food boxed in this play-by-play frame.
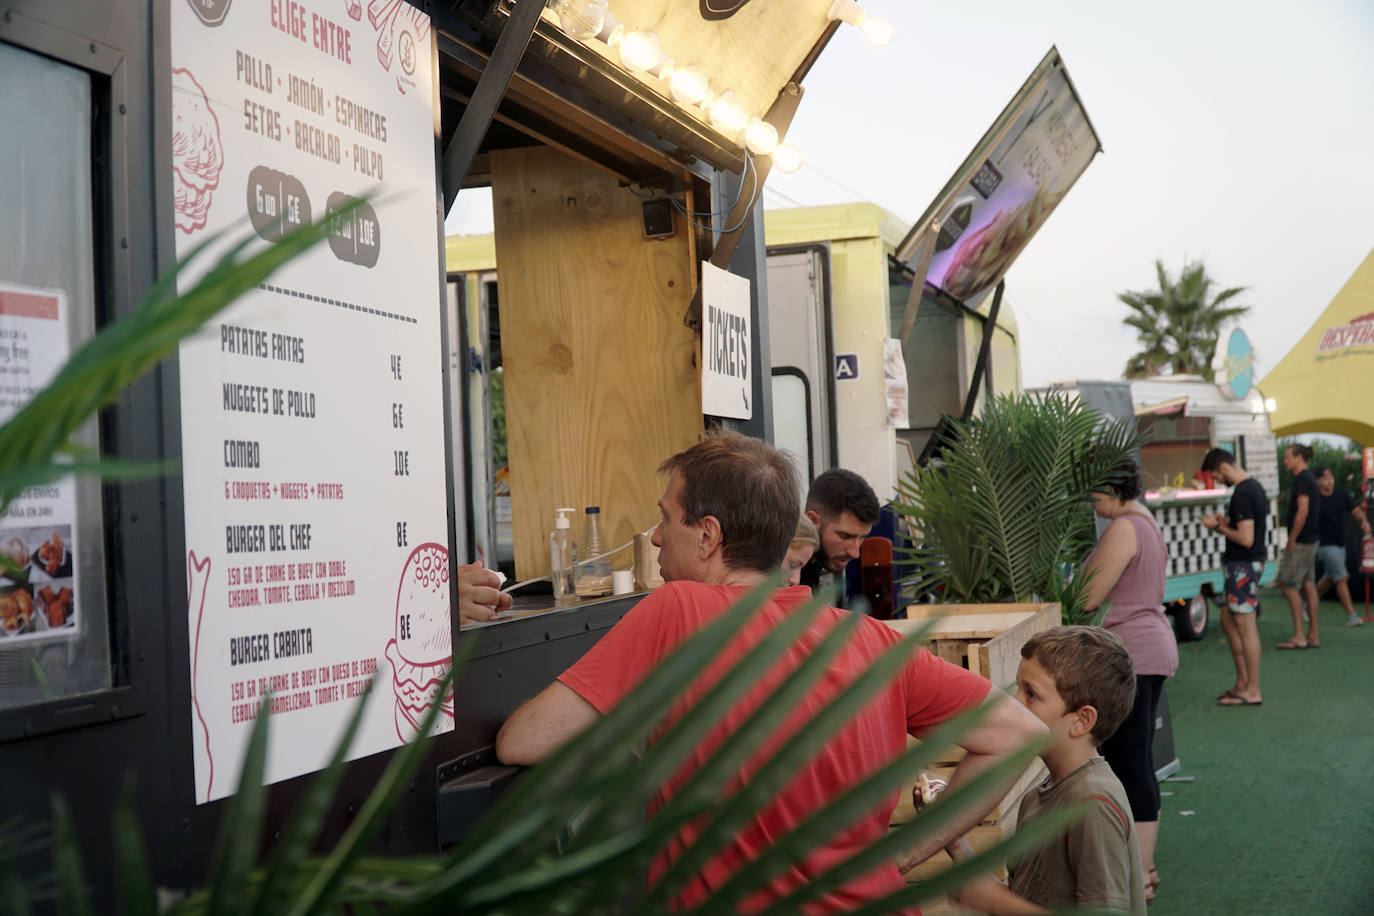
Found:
[894,50,1102,309]
[0,282,80,646]
[170,0,454,803]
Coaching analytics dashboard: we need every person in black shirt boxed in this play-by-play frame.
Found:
[1277,444,1322,648]
[1200,449,1267,706]
[798,469,879,608]
[1313,466,1372,627]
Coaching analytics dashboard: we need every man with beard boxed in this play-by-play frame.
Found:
[798,468,881,607]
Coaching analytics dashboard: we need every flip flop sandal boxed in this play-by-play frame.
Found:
[1275,640,1308,649]
[1218,695,1263,706]
[1217,689,1238,700]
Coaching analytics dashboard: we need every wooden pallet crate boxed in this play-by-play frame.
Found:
[882,602,1060,900]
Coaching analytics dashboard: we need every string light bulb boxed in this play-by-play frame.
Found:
[551,0,607,41]
[826,0,895,48]
[770,143,803,173]
[617,29,662,73]
[667,64,710,106]
[708,91,749,136]
[743,118,779,156]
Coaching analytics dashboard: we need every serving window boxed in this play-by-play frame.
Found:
[441,50,708,628]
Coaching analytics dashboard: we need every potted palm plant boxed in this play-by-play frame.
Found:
[893,391,1143,622]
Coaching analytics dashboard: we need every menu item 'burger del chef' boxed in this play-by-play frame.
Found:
[383,543,454,741]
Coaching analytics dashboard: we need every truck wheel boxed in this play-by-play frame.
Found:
[1170,594,1209,642]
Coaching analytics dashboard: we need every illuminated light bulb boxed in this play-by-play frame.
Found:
[857,12,894,47]
[618,30,662,73]
[770,143,803,173]
[551,0,606,41]
[709,92,749,136]
[668,65,710,106]
[1265,397,1277,412]
[743,118,779,156]
[605,22,625,46]
[826,0,895,48]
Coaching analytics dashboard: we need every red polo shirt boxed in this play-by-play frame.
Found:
[559,581,991,913]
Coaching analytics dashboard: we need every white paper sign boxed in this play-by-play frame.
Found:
[701,262,752,419]
[171,0,450,803]
[0,282,79,646]
[883,338,909,429]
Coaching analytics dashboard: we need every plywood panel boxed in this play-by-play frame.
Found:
[491,146,701,579]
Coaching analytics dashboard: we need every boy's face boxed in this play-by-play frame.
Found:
[1015,656,1078,740]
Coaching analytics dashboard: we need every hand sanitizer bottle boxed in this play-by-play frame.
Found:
[550,508,578,606]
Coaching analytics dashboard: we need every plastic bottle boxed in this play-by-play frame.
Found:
[577,505,612,597]
[550,508,578,606]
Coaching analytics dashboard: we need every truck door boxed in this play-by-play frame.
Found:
[766,245,836,485]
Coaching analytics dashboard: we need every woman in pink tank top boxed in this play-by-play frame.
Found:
[1081,457,1176,903]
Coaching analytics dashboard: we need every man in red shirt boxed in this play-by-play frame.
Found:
[497,432,1046,911]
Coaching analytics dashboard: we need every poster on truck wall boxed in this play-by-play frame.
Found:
[171,0,452,803]
[0,283,79,646]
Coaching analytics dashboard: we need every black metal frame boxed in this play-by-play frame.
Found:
[0,4,139,744]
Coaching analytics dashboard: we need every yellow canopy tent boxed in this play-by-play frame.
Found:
[1261,246,1374,445]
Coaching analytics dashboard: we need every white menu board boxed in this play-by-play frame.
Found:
[171,0,452,803]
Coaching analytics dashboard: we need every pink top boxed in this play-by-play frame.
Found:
[1092,512,1179,677]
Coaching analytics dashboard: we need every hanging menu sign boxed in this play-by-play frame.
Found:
[171,0,450,803]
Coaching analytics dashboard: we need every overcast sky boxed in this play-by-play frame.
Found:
[446,0,1374,391]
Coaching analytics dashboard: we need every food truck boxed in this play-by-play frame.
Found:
[1043,328,1283,641]
[762,202,1025,502]
[761,46,1101,517]
[0,0,884,896]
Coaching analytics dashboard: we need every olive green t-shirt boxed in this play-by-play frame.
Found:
[1007,756,1147,915]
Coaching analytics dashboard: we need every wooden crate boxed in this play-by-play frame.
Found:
[883,603,1059,896]
[887,602,1061,691]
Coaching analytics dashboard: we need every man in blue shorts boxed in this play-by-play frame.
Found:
[1201,449,1267,706]
[1313,466,1372,627]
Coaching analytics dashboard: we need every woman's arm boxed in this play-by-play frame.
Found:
[1082,517,1139,611]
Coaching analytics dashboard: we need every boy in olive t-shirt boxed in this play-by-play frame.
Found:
[949,627,1147,915]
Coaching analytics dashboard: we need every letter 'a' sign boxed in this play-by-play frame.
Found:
[701,262,752,419]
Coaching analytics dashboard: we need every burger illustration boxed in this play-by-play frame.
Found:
[384,542,454,741]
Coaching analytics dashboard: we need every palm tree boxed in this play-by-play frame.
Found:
[1118,259,1249,379]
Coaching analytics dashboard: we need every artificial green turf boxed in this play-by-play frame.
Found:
[1149,586,1374,915]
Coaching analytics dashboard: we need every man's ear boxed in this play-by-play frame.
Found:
[1069,704,1099,741]
[805,508,821,527]
[698,514,724,558]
